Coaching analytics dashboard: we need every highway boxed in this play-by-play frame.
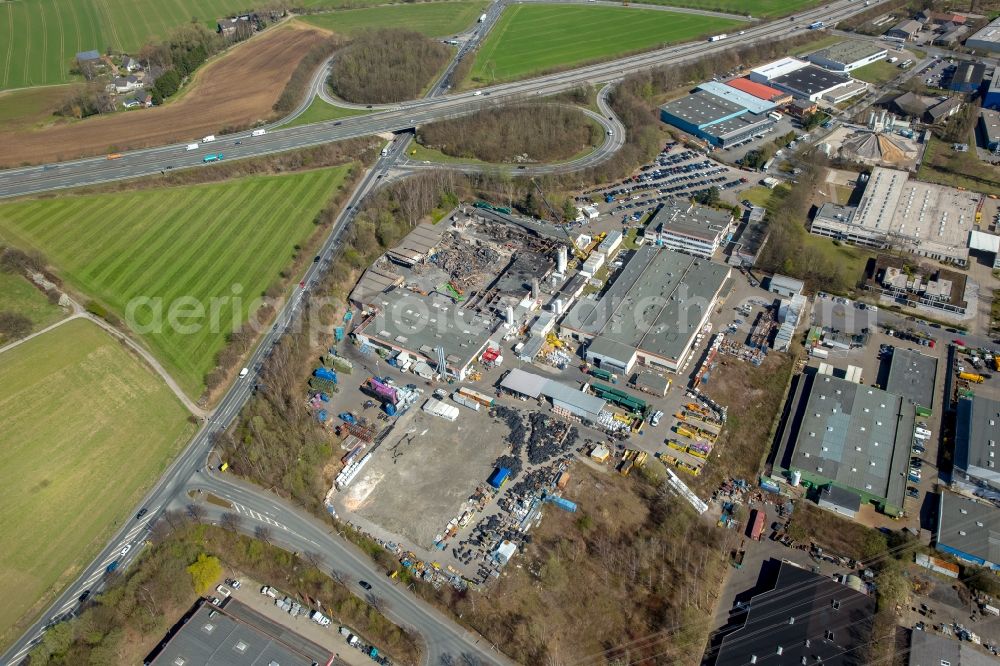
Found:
[0,137,432,666]
[0,1,888,662]
[0,0,884,199]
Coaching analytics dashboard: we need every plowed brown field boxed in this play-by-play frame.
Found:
[0,25,327,167]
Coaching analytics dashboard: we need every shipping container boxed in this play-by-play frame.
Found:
[451,393,481,411]
[456,386,494,407]
[748,509,765,540]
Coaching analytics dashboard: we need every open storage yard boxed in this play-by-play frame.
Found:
[340,408,512,548]
[0,318,194,648]
[301,1,489,37]
[0,166,353,396]
[467,5,744,85]
[0,25,328,167]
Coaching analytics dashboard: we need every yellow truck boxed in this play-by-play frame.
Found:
[959,371,985,384]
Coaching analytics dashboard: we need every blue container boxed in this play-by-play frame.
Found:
[384,402,397,416]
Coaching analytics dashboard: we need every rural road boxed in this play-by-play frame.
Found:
[0,0,887,662]
[0,0,882,199]
[186,470,516,666]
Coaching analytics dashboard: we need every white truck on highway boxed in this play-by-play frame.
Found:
[251,128,266,137]
[478,12,487,22]
[708,34,728,42]
[185,143,199,151]
[201,135,216,143]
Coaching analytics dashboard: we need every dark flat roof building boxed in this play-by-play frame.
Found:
[147,599,333,666]
[769,65,851,102]
[954,395,1000,490]
[949,61,987,93]
[713,561,875,666]
[935,492,1000,571]
[886,348,937,414]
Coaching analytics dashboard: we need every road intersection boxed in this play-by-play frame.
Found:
[0,1,888,662]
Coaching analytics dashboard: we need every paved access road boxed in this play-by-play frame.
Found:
[0,138,418,666]
[0,0,884,199]
[189,471,515,666]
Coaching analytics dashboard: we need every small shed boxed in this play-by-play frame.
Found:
[768,274,804,298]
[818,485,862,519]
[630,372,671,396]
[488,467,511,489]
[590,444,611,463]
[494,540,517,564]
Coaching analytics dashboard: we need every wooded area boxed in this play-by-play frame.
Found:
[27,520,420,665]
[273,35,345,115]
[328,29,450,103]
[417,104,601,163]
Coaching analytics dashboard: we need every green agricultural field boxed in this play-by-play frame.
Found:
[0,0,255,89]
[0,318,194,649]
[299,1,489,37]
[0,272,66,341]
[281,97,369,128]
[467,5,744,85]
[0,166,353,396]
[625,0,820,18]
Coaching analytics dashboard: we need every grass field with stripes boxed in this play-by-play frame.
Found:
[0,166,353,396]
[0,318,195,650]
[467,5,744,85]
[0,0,253,89]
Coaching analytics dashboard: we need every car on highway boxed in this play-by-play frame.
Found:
[299,281,305,288]
[314,255,321,262]
[359,580,373,590]
[120,544,131,556]
[78,590,91,602]
[239,367,249,378]
[135,508,148,519]
[106,561,119,574]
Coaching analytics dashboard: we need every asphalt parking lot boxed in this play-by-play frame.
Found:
[579,141,751,226]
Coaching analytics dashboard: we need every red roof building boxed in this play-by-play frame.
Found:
[725,78,792,105]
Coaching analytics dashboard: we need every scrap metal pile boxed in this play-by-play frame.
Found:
[526,412,578,465]
[428,232,502,292]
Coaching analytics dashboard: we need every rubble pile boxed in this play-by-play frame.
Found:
[431,233,502,290]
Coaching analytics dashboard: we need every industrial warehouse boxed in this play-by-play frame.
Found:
[659,46,873,146]
[351,207,562,379]
[561,246,732,374]
[809,166,980,266]
[773,368,916,517]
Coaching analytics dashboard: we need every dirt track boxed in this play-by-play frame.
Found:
[0,25,327,167]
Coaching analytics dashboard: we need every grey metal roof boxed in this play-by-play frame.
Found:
[361,289,497,370]
[562,247,730,363]
[909,630,1000,666]
[954,395,1000,488]
[936,492,1000,566]
[500,367,548,398]
[981,109,1000,147]
[820,484,862,512]
[704,111,775,140]
[660,90,745,128]
[771,65,851,96]
[541,379,607,420]
[790,373,912,508]
[807,40,887,67]
[587,335,637,366]
[149,599,330,666]
[886,348,937,411]
[650,202,733,243]
[715,562,875,666]
[631,371,671,395]
[769,274,804,293]
[696,81,777,115]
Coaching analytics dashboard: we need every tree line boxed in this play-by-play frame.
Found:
[273,35,346,115]
[0,247,61,344]
[28,519,420,665]
[328,29,450,104]
[417,104,602,163]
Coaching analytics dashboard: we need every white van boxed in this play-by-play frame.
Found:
[185,143,199,151]
[202,135,216,143]
[239,367,249,378]
[251,128,266,137]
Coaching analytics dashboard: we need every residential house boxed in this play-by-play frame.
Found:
[916,10,966,26]
[886,19,922,41]
[121,56,141,72]
[111,75,142,94]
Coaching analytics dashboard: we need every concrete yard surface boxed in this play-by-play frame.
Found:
[338,407,511,548]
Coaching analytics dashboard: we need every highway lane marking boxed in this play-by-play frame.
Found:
[232,502,289,531]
